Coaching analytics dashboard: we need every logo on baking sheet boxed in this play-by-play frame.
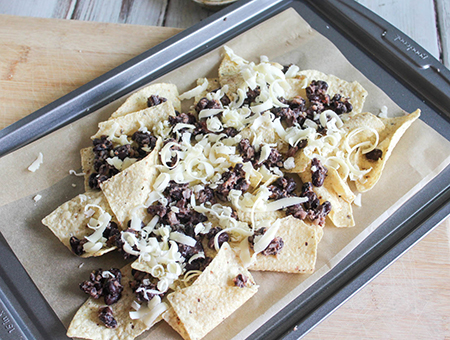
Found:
[0,310,16,334]
[393,34,429,60]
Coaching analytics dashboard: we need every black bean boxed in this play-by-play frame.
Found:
[98,307,117,329]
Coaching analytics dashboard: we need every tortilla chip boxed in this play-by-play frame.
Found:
[67,265,155,340]
[166,285,256,340]
[163,307,190,340]
[248,216,321,273]
[163,243,257,340]
[288,149,311,174]
[110,83,180,119]
[355,109,420,192]
[101,140,161,226]
[341,112,385,137]
[41,191,117,257]
[298,70,368,114]
[81,147,95,192]
[239,120,276,144]
[93,101,175,140]
[193,77,221,104]
[237,210,284,225]
[239,119,289,154]
[194,243,256,287]
[218,54,244,99]
[299,166,355,228]
[285,78,307,99]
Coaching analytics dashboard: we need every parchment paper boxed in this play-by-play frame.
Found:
[1,8,450,340]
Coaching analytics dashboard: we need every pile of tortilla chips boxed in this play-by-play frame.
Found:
[42,46,419,340]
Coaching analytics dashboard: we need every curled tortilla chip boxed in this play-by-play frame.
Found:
[101,139,161,226]
[41,191,117,257]
[355,109,420,192]
[93,101,175,140]
[248,216,322,273]
[67,265,156,340]
[298,70,368,114]
[110,83,180,119]
[80,147,95,192]
[163,243,257,340]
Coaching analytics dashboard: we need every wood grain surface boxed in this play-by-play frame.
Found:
[0,9,449,340]
[0,15,181,129]
[0,0,448,68]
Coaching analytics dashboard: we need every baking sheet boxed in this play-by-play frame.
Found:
[1,8,450,340]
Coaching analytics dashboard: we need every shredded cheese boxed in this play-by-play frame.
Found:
[28,152,43,172]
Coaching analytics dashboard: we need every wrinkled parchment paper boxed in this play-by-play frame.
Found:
[1,9,450,340]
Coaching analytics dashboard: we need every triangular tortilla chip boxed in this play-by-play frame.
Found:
[218,54,244,99]
[101,140,161,226]
[163,243,257,340]
[110,83,180,119]
[237,210,285,225]
[355,109,420,192]
[67,265,156,340]
[299,166,355,228]
[194,243,256,287]
[298,70,368,114]
[166,285,256,340]
[41,191,117,257]
[248,216,321,273]
[93,101,175,140]
[80,147,95,192]
[163,307,190,340]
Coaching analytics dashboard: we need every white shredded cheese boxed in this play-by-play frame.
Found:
[265,197,308,211]
[283,157,295,170]
[33,194,42,202]
[253,220,281,254]
[129,296,168,327]
[170,232,197,247]
[354,193,362,207]
[378,105,388,118]
[28,152,43,172]
[179,78,209,100]
[69,169,85,177]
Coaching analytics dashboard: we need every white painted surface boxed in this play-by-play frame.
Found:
[437,0,450,67]
[357,0,440,60]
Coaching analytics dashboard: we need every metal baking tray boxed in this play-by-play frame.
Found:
[1,0,449,339]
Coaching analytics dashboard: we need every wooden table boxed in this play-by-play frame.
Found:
[1,1,449,339]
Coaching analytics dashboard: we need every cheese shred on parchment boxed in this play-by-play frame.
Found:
[28,152,43,172]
